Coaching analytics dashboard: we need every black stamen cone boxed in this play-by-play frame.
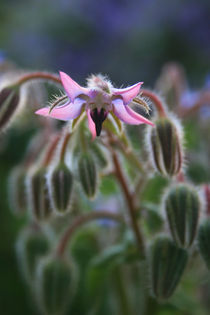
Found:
[90,108,108,136]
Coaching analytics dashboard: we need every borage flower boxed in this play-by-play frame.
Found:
[36,72,154,138]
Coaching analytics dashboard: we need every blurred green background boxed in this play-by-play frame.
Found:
[0,0,210,314]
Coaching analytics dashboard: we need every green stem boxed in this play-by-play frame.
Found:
[56,211,124,257]
[113,267,133,315]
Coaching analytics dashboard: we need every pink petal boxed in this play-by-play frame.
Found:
[35,99,84,121]
[113,82,143,105]
[126,106,154,126]
[112,99,145,125]
[59,71,88,101]
[86,109,96,139]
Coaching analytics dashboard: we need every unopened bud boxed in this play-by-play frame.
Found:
[150,236,188,300]
[90,142,108,169]
[16,227,50,283]
[36,256,76,315]
[0,86,20,131]
[147,116,183,176]
[198,219,210,270]
[164,184,200,248]
[8,166,27,216]
[78,153,98,198]
[48,162,74,214]
[27,167,53,221]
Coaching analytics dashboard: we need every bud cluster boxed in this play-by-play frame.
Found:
[2,61,210,313]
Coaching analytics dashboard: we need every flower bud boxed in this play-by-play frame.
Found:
[90,142,108,169]
[16,227,50,283]
[27,167,53,221]
[0,86,20,131]
[198,219,210,269]
[8,166,27,216]
[36,256,76,315]
[147,116,183,176]
[164,184,200,248]
[149,236,188,300]
[78,153,98,198]
[48,162,74,214]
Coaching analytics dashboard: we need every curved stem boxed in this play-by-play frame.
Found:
[17,72,62,86]
[178,91,210,118]
[140,89,166,117]
[56,211,124,257]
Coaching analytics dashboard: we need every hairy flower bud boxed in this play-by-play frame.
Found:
[16,227,50,283]
[48,162,74,214]
[8,166,27,216]
[0,86,20,131]
[198,219,210,270]
[90,142,108,169]
[78,153,98,198]
[164,184,200,248]
[36,256,76,315]
[150,236,188,300]
[27,167,53,221]
[147,116,183,176]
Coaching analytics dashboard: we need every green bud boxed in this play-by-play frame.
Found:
[8,166,27,216]
[90,142,108,169]
[78,153,98,198]
[164,184,200,248]
[0,87,20,131]
[198,219,210,270]
[36,256,76,315]
[27,167,53,221]
[49,162,74,214]
[147,117,183,176]
[16,227,50,283]
[150,236,188,300]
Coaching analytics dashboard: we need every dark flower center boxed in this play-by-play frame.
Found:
[90,108,108,136]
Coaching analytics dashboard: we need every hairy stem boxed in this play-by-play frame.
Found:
[56,211,124,257]
[140,89,166,117]
[17,72,61,86]
[60,131,71,162]
[42,133,61,167]
[111,148,146,259]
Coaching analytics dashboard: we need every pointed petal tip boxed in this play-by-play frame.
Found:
[113,81,143,104]
[35,107,49,117]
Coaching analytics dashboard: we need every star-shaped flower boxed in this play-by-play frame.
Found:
[36,72,154,138]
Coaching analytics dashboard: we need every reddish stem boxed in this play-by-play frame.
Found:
[141,89,166,117]
[17,72,61,86]
[60,131,71,162]
[111,148,146,258]
[42,134,61,167]
[178,91,210,118]
[56,211,124,257]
